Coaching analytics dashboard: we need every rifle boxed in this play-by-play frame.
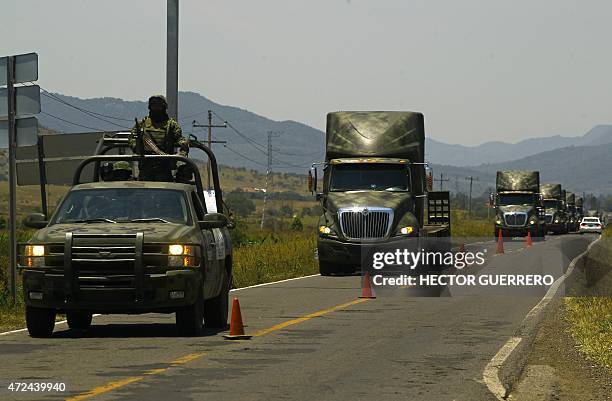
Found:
[134,118,145,157]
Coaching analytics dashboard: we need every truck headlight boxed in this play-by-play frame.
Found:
[495,219,502,225]
[529,219,536,225]
[169,244,185,256]
[24,245,45,268]
[399,226,414,235]
[318,225,337,237]
[554,219,559,223]
[168,245,196,267]
[319,225,332,234]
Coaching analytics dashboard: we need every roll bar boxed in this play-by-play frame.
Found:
[73,154,223,213]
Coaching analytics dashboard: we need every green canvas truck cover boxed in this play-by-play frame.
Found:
[496,171,540,193]
[576,197,583,208]
[566,191,576,205]
[325,111,425,162]
[541,183,563,199]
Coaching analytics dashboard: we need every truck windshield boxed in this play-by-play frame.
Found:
[543,200,560,209]
[498,194,534,206]
[52,188,190,225]
[330,163,410,192]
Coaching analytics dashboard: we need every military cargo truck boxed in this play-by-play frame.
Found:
[541,183,568,234]
[565,191,577,232]
[309,111,450,275]
[575,196,584,222]
[19,136,233,338]
[491,171,546,239]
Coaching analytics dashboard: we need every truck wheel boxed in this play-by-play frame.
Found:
[204,273,230,329]
[26,306,56,338]
[176,289,204,336]
[67,312,92,330]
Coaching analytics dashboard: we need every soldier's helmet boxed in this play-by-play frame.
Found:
[148,95,168,110]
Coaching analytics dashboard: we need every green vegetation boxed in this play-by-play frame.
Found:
[564,226,612,371]
[450,210,492,239]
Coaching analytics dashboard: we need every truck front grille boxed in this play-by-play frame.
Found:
[338,207,393,239]
[545,215,553,224]
[504,212,528,227]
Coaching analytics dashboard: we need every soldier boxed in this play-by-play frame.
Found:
[129,95,189,181]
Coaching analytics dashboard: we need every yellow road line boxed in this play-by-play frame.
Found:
[66,376,145,401]
[66,297,369,400]
[252,298,368,337]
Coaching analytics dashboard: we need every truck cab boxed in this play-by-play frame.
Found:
[541,183,568,234]
[19,137,232,338]
[492,171,546,239]
[310,111,450,275]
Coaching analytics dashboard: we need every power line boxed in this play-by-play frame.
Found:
[210,110,268,155]
[222,144,267,167]
[38,87,133,124]
[40,111,111,132]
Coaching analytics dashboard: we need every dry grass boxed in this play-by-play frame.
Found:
[564,226,612,371]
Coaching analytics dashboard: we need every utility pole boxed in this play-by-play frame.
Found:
[434,172,449,191]
[261,131,281,230]
[466,176,479,217]
[7,56,17,304]
[192,110,226,189]
[166,0,179,119]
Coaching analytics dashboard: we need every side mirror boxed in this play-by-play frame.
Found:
[23,213,48,229]
[198,213,229,229]
[489,193,495,207]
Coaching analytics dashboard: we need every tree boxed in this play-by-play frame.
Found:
[279,205,294,217]
[290,216,304,231]
[226,190,256,217]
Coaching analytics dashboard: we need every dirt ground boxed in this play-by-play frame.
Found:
[518,300,611,401]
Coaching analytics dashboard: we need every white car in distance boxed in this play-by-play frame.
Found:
[579,217,603,234]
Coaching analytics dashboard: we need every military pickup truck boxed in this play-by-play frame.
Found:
[491,171,546,239]
[541,183,568,234]
[309,111,450,275]
[19,137,232,338]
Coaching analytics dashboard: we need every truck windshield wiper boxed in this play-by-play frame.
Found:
[74,218,117,224]
[130,218,171,223]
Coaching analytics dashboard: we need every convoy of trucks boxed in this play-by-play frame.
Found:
[15,111,603,338]
[309,111,450,275]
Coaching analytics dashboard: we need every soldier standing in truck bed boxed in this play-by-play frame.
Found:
[129,95,189,181]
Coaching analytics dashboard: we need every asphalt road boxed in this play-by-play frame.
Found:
[0,234,597,401]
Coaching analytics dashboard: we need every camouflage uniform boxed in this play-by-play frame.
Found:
[129,95,189,181]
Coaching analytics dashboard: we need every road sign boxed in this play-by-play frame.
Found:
[0,84,41,116]
[0,116,38,148]
[0,52,38,86]
[15,131,106,185]
[2,52,40,305]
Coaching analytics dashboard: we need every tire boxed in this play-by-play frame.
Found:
[26,306,56,338]
[66,312,92,330]
[176,289,204,336]
[204,272,230,329]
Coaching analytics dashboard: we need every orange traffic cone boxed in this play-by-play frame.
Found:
[359,271,376,299]
[223,298,252,340]
[526,231,533,248]
[496,229,504,254]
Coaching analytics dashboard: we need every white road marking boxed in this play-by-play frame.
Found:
[482,234,602,400]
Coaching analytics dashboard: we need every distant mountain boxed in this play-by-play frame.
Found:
[432,143,612,196]
[426,125,612,166]
[37,91,325,173]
